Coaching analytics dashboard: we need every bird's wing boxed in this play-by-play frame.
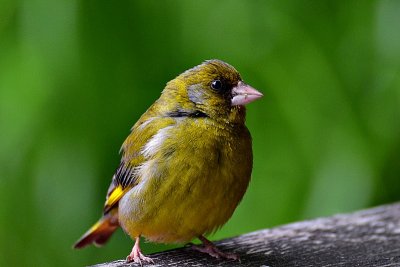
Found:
[103,115,175,214]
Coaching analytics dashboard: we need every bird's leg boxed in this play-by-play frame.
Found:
[126,236,154,264]
[191,235,239,261]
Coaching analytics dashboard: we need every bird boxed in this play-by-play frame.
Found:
[73,59,263,264]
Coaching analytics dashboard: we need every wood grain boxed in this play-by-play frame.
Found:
[91,203,400,267]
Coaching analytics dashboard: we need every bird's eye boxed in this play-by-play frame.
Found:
[211,80,223,90]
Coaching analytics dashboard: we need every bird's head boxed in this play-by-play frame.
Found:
[159,59,263,124]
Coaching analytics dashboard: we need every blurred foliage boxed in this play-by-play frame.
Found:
[1,0,400,266]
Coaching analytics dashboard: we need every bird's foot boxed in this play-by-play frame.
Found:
[191,244,239,260]
[192,235,240,261]
[126,252,154,265]
[126,250,154,265]
[126,237,154,265]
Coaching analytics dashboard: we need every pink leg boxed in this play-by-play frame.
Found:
[126,237,154,264]
[191,235,239,261]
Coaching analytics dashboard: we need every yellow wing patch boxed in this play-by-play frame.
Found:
[104,185,131,213]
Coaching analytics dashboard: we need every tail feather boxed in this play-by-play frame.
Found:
[74,213,119,249]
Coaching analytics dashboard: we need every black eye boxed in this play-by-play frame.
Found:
[211,80,223,90]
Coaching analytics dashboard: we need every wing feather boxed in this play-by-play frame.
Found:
[102,114,175,214]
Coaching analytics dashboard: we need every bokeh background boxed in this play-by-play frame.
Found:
[1,0,400,266]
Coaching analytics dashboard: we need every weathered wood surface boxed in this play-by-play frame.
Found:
[92,203,400,267]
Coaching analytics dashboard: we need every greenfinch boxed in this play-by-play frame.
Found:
[74,59,263,263]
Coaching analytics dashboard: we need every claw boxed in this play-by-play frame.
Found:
[191,235,240,261]
[126,237,154,265]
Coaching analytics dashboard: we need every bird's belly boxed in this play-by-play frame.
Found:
[118,149,251,243]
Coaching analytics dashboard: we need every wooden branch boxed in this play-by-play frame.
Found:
[91,203,400,267]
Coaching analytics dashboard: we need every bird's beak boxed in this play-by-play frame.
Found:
[231,81,263,106]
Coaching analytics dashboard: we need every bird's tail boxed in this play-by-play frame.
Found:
[73,211,119,249]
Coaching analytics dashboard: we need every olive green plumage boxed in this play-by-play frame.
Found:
[74,59,263,262]
[118,60,252,242]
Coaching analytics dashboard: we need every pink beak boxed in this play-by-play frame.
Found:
[231,81,263,106]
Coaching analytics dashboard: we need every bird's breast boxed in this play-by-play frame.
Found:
[119,118,253,243]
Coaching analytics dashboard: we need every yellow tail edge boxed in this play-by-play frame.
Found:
[73,213,119,249]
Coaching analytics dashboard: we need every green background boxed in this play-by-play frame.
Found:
[1,0,400,266]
